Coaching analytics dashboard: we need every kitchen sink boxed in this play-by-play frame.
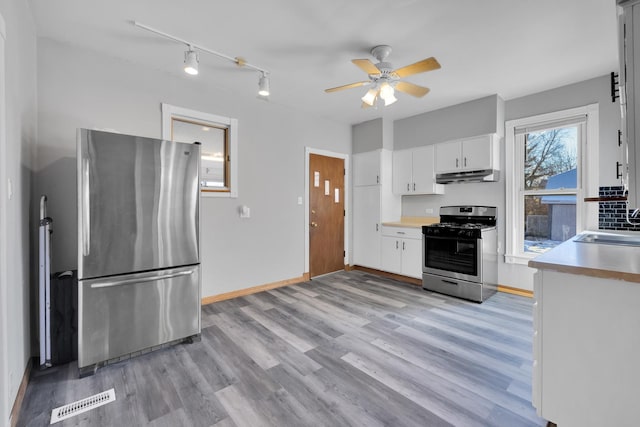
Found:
[574,232,640,247]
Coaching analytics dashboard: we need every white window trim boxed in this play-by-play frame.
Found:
[505,104,599,265]
[161,103,238,198]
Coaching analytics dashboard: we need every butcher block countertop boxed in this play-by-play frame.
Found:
[528,231,640,283]
[382,216,439,228]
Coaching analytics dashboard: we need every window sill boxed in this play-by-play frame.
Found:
[201,190,237,198]
[505,253,538,265]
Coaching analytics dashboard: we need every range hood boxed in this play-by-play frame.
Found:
[436,169,500,184]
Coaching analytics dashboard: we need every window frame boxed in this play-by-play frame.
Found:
[505,104,599,264]
[161,103,238,198]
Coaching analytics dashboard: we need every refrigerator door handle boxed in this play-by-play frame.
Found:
[82,158,91,256]
[90,269,194,289]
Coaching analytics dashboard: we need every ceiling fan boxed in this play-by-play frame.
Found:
[325,45,441,108]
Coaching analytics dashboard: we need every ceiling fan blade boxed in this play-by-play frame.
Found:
[325,81,370,93]
[352,59,380,75]
[393,57,441,78]
[395,81,430,97]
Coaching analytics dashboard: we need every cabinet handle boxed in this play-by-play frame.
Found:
[617,161,623,179]
[407,183,410,191]
[376,223,379,232]
[413,182,416,191]
[402,241,406,250]
[456,158,459,168]
[464,157,467,167]
[396,241,399,249]
[376,175,380,184]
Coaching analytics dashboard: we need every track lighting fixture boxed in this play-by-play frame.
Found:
[134,21,271,97]
[184,48,199,75]
[258,73,270,97]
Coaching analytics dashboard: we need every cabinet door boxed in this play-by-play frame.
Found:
[392,150,413,195]
[461,135,493,171]
[353,151,380,186]
[411,145,443,194]
[353,186,381,268]
[401,238,423,279]
[380,236,402,274]
[435,141,461,173]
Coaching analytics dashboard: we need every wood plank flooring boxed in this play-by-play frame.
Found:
[17,270,546,426]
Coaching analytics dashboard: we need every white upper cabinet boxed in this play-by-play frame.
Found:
[434,141,461,173]
[435,134,499,174]
[393,145,444,195]
[353,150,381,186]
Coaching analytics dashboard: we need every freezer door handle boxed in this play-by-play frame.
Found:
[90,269,194,289]
[82,158,91,257]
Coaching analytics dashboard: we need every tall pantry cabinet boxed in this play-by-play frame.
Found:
[352,149,400,269]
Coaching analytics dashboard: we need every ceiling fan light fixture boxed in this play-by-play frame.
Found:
[184,49,199,75]
[379,82,397,106]
[361,88,378,106]
[258,72,270,97]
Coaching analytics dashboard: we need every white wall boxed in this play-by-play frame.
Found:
[395,75,621,290]
[35,38,351,299]
[0,0,36,424]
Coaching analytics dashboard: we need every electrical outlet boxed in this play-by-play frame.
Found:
[425,208,434,214]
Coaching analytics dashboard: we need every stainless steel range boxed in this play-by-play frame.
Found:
[422,206,498,302]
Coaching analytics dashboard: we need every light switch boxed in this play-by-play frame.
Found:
[239,205,250,218]
[297,196,303,205]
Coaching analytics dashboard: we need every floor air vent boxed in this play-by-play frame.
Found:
[50,388,116,424]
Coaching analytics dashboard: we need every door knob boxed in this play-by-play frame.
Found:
[311,222,318,227]
[311,209,316,214]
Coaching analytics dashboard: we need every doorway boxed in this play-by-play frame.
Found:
[308,153,345,277]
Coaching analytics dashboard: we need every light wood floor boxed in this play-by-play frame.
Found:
[17,270,546,426]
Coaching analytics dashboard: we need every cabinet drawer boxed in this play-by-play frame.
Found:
[381,226,421,239]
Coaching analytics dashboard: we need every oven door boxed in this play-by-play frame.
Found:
[423,234,482,282]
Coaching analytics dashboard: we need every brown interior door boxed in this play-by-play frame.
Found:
[309,154,345,277]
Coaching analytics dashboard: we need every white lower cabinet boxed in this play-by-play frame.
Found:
[533,269,640,426]
[380,226,422,279]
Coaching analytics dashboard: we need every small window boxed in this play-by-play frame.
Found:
[162,104,238,197]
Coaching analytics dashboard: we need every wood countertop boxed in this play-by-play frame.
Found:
[528,231,640,283]
[381,216,439,228]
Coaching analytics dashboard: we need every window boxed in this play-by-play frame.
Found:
[505,105,599,264]
[162,104,238,197]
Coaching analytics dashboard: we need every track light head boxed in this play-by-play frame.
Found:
[258,73,270,97]
[184,49,199,75]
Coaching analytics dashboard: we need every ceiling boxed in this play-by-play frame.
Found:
[28,0,619,125]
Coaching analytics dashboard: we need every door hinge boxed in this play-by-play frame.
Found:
[344,168,346,176]
[343,209,345,216]
[343,250,346,257]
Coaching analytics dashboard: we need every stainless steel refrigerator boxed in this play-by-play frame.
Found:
[77,129,201,376]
